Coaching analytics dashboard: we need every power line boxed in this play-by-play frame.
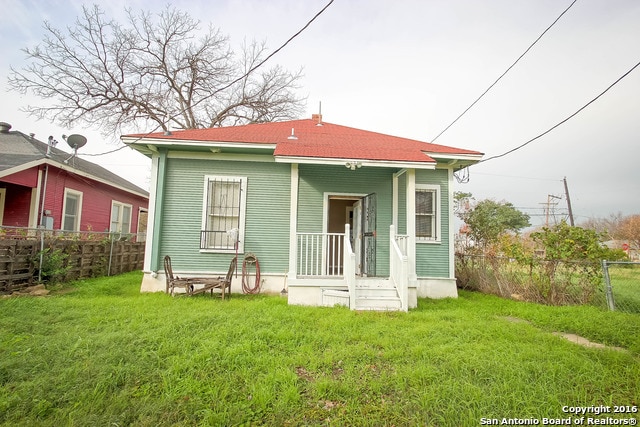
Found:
[81,0,335,157]
[79,144,130,156]
[480,59,640,163]
[430,0,579,143]
[473,172,563,182]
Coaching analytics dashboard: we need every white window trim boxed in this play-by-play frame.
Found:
[200,175,247,254]
[110,201,133,233]
[62,188,83,232]
[415,184,441,244]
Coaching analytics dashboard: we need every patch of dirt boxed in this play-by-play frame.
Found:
[295,366,315,382]
[552,332,626,352]
[502,316,531,324]
[3,284,51,298]
[499,316,626,352]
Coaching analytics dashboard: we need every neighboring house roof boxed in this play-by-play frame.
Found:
[0,122,148,198]
[122,117,483,169]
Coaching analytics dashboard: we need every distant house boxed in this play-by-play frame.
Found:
[604,240,639,261]
[0,121,149,237]
[123,115,483,310]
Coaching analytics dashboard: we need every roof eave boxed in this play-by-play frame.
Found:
[274,155,437,170]
[426,152,484,169]
[0,158,148,199]
[122,136,276,151]
[0,159,45,180]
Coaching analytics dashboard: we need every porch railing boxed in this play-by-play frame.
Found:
[394,234,408,256]
[389,224,409,311]
[296,232,344,276]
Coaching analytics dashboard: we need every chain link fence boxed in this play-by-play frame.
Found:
[455,254,605,306]
[601,261,640,314]
[456,254,640,313]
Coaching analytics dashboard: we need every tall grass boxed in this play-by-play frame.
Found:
[607,264,640,313]
[1,272,638,426]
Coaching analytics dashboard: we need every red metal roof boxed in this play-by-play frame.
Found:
[126,118,482,164]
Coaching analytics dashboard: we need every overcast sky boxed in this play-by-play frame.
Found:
[1,0,639,229]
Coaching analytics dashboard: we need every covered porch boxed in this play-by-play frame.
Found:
[285,164,422,311]
[287,224,412,311]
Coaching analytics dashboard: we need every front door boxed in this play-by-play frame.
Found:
[360,193,377,276]
[326,193,376,277]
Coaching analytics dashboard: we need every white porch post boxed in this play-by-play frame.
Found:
[406,168,417,282]
[448,167,456,278]
[392,171,399,227]
[29,168,43,228]
[287,163,299,279]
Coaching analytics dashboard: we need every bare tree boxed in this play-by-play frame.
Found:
[579,212,624,241]
[614,214,640,249]
[8,5,305,137]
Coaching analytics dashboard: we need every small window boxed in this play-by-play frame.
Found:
[62,189,83,231]
[110,201,132,233]
[201,176,247,252]
[416,185,440,242]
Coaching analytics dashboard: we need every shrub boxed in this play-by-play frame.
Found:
[37,247,71,284]
[456,222,628,306]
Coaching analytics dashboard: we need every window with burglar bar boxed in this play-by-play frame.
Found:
[201,176,246,252]
[415,185,440,241]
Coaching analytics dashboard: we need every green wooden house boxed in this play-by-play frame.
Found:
[123,115,482,311]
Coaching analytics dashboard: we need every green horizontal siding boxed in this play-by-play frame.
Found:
[156,157,453,279]
[415,168,450,278]
[159,158,290,274]
[298,164,395,276]
[397,172,407,235]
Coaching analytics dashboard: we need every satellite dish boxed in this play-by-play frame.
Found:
[65,134,87,150]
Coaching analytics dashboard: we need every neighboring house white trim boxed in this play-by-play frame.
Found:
[0,159,148,199]
[137,207,148,242]
[29,187,39,229]
[110,200,133,233]
[62,188,83,231]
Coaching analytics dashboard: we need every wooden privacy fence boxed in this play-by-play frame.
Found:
[0,235,145,293]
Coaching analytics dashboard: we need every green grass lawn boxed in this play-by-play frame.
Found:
[1,272,639,426]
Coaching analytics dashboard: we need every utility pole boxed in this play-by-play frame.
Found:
[542,194,561,227]
[563,176,574,226]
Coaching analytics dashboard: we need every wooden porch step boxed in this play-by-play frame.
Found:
[355,278,402,310]
[321,288,350,308]
[319,277,404,311]
[355,277,393,288]
[355,295,402,311]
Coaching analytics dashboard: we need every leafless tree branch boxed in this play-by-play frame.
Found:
[8,4,306,138]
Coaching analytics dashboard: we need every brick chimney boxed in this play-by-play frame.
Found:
[311,113,322,125]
